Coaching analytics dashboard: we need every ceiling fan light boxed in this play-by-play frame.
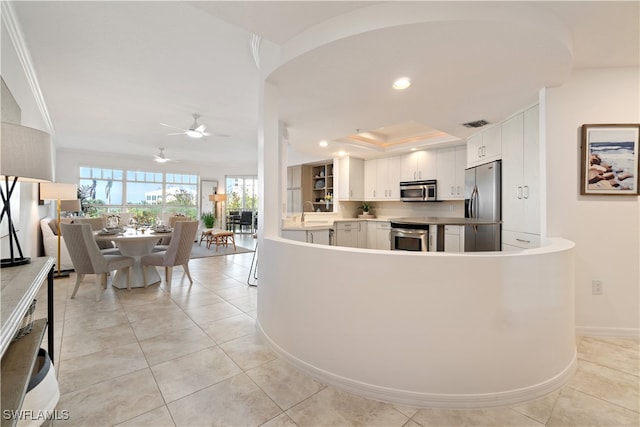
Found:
[393,77,411,90]
[154,157,169,163]
[186,130,203,138]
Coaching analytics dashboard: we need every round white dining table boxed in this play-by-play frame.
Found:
[94,229,173,288]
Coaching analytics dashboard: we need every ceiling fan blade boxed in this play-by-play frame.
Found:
[195,124,206,133]
[160,123,188,132]
[167,132,185,136]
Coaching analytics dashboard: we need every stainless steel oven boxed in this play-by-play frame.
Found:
[400,180,437,202]
[390,227,429,251]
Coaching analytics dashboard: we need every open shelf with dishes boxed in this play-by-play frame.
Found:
[303,161,334,212]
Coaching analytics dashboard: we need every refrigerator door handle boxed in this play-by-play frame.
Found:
[472,185,479,218]
[517,186,523,199]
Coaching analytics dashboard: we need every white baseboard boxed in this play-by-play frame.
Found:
[257,320,578,409]
[576,326,640,338]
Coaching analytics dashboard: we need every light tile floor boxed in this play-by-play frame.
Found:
[34,234,639,426]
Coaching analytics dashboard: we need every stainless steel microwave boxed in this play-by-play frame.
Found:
[399,180,437,202]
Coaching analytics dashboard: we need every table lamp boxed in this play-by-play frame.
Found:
[0,122,53,268]
[40,183,78,278]
[60,199,81,217]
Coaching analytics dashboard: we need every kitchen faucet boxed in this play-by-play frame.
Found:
[302,201,315,223]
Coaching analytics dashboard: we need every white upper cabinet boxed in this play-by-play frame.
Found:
[401,150,436,181]
[338,157,364,201]
[364,156,401,200]
[501,105,540,246]
[467,124,502,167]
[436,145,466,200]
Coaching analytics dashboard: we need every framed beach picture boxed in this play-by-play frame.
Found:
[580,124,640,195]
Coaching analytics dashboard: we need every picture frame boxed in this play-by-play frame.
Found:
[580,124,640,195]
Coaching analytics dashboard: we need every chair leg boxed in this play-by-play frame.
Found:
[127,266,132,291]
[165,266,173,292]
[95,274,104,302]
[183,263,193,285]
[71,274,84,299]
[230,235,236,250]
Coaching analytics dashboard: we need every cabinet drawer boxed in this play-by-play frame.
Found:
[337,221,360,230]
[444,225,460,235]
[502,230,540,249]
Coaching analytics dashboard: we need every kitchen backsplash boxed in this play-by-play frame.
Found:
[338,200,464,219]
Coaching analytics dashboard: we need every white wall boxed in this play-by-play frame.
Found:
[546,67,639,335]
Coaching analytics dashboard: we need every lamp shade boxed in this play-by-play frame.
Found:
[59,199,81,212]
[208,194,216,202]
[40,183,77,201]
[213,194,227,202]
[1,122,53,182]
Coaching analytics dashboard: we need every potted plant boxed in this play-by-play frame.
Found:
[360,202,373,216]
[201,212,215,229]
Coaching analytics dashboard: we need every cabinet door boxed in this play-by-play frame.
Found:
[364,159,378,200]
[287,165,302,189]
[385,156,401,199]
[437,147,456,200]
[400,153,417,181]
[338,157,364,200]
[375,222,391,250]
[454,146,466,198]
[483,125,502,160]
[444,225,462,253]
[282,230,307,242]
[522,106,539,235]
[366,222,377,248]
[416,150,437,180]
[501,113,524,232]
[307,230,330,245]
[357,222,368,248]
[287,188,302,215]
[336,223,359,247]
[467,133,483,166]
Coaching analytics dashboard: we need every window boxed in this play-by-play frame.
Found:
[78,167,123,216]
[226,176,258,213]
[78,166,198,220]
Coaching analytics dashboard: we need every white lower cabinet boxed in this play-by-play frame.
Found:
[282,229,330,245]
[335,221,367,248]
[374,222,391,250]
[444,225,464,253]
[502,230,540,250]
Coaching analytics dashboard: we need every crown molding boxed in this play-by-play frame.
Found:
[1,1,55,134]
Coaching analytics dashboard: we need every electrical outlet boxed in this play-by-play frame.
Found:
[592,280,603,295]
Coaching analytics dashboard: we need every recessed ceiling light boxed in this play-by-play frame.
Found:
[410,147,417,151]
[319,140,328,147]
[337,150,347,157]
[393,77,411,90]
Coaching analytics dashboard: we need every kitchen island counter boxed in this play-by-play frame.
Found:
[258,236,576,408]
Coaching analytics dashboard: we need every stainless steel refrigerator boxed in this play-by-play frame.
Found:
[464,160,501,251]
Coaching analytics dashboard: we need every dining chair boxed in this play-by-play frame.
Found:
[74,217,117,251]
[61,223,134,301]
[141,220,198,291]
[239,211,253,233]
[227,211,240,232]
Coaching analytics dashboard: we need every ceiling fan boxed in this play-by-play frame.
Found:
[160,113,211,139]
[153,148,172,163]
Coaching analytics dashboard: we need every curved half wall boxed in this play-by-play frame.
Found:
[257,238,576,408]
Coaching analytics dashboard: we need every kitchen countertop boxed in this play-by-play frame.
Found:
[390,216,502,226]
[281,224,334,231]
